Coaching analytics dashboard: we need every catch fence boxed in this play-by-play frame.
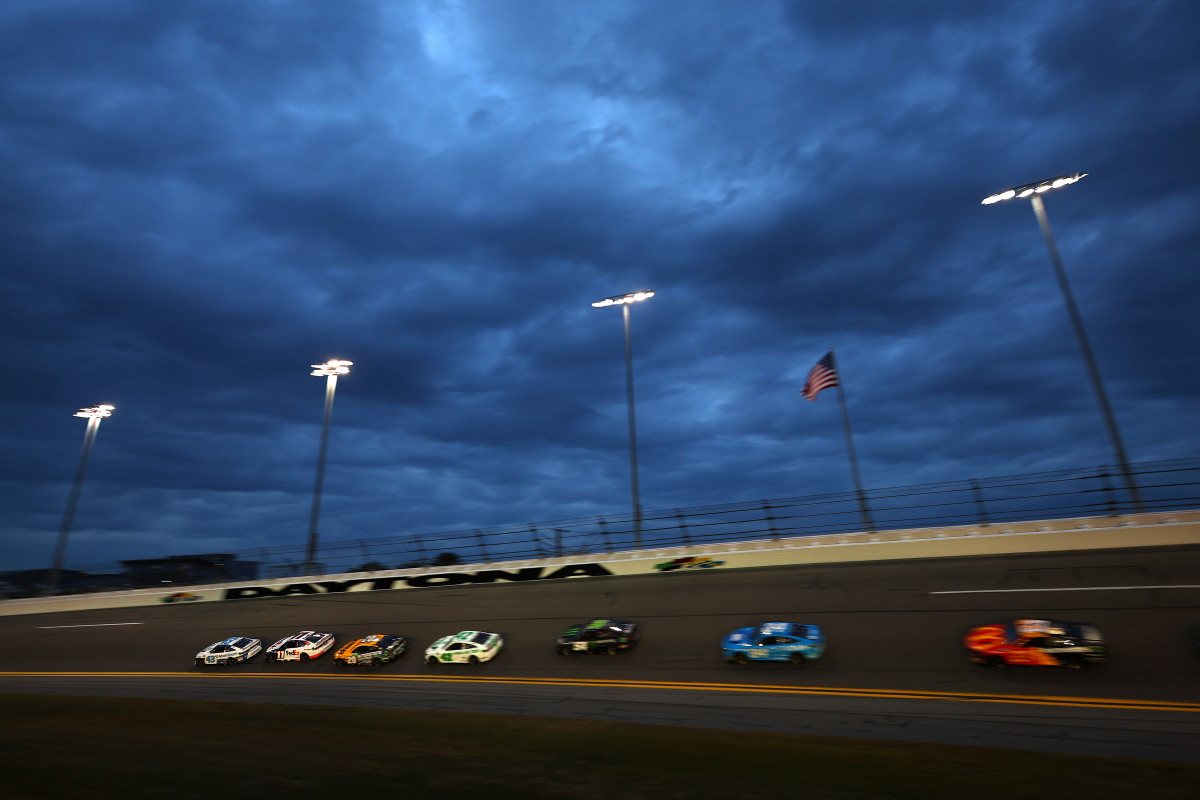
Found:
[18,457,1200,593]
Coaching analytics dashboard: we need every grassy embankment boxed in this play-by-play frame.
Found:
[2,694,1197,799]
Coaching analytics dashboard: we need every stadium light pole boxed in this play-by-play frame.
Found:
[45,404,115,595]
[592,291,654,547]
[982,173,1143,511]
[306,359,352,573]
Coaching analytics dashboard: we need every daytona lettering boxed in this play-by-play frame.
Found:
[222,563,613,600]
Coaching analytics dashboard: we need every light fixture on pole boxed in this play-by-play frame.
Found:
[306,359,352,573]
[46,404,115,595]
[592,290,655,547]
[982,173,1142,510]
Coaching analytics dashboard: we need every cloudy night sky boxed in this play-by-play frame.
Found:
[2,1,1198,572]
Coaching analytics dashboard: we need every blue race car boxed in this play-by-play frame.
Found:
[722,621,825,665]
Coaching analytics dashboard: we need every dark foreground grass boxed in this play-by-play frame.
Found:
[1,695,1196,800]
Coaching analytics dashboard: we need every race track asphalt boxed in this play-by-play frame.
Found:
[3,545,1199,761]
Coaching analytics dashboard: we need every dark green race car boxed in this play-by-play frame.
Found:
[556,619,640,655]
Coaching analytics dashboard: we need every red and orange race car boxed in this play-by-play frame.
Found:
[965,619,1106,668]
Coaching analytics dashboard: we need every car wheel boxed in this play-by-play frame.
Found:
[558,645,570,656]
[607,644,619,656]
[1065,656,1084,669]
[468,655,480,665]
[733,652,748,665]
[789,652,807,665]
[195,659,204,669]
[299,652,309,662]
[427,655,438,666]
[372,658,383,668]
[986,656,1005,669]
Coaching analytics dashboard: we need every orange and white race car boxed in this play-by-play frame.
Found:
[965,619,1106,668]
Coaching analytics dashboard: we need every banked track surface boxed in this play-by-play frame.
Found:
[3,547,1200,761]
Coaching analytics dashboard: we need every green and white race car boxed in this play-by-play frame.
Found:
[425,630,504,665]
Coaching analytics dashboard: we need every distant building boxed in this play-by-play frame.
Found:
[119,553,259,587]
[0,568,128,598]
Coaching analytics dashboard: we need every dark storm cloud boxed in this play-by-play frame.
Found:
[1,1,1197,572]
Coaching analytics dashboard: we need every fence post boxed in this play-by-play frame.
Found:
[674,510,692,547]
[474,529,490,563]
[971,479,991,527]
[597,516,612,552]
[1098,469,1120,517]
[761,500,780,540]
[412,535,428,565]
[529,526,545,558]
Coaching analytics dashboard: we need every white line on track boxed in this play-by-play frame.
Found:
[929,584,1200,595]
[35,622,145,629]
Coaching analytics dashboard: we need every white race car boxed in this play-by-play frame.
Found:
[195,636,262,668]
[264,630,335,662]
[425,630,504,665]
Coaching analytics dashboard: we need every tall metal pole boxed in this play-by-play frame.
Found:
[1030,194,1143,511]
[830,352,875,533]
[46,406,112,595]
[305,371,338,572]
[622,302,644,546]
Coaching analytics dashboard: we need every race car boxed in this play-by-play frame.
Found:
[425,630,503,665]
[556,619,640,655]
[722,621,825,665]
[194,636,262,668]
[264,630,335,662]
[333,634,407,667]
[965,618,1106,668]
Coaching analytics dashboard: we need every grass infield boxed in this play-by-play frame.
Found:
[2,694,1197,799]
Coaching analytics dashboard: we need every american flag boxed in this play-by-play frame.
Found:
[801,352,839,401]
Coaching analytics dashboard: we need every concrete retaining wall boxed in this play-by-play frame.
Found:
[4,510,1198,617]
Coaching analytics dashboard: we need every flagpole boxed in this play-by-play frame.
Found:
[829,351,875,533]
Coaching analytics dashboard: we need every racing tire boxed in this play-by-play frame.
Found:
[426,655,438,666]
[333,659,343,668]
[558,646,570,656]
[732,652,748,665]
[468,655,480,665]
[986,656,1005,669]
[194,659,204,669]
[789,652,807,665]
[372,659,383,668]
[606,644,619,656]
[1065,656,1084,670]
[299,652,310,662]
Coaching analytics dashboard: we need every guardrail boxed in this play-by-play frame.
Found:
[6,456,1199,596]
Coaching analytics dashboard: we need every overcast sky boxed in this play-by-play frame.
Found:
[2,0,1197,572]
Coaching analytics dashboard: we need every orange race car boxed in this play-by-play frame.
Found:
[333,634,407,667]
[965,619,1106,668]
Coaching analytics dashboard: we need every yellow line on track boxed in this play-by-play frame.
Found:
[1,672,1198,713]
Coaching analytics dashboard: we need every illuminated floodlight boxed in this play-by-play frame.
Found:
[592,290,656,546]
[981,169,1142,511]
[73,404,115,420]
[592,290,655,308]
[47,403,117,595]
[981,173,1087,205]
[311,359,353,377]
[305,358,352,573]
